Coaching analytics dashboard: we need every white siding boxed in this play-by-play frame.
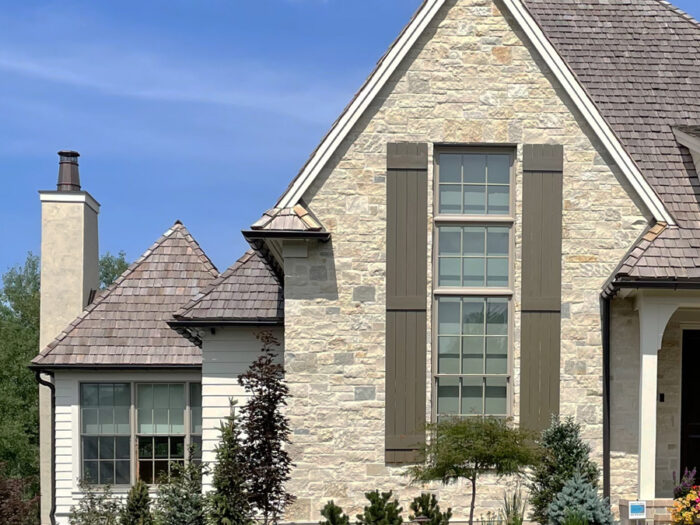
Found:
[201,326,284,491]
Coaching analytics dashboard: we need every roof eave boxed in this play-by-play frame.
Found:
[242,229,331,241]
[168,318,284,327]
[29,363,202,372]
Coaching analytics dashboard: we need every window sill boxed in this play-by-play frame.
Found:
[434,287,513,296]
[434,214,514,224]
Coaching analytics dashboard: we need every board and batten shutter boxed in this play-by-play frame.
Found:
[520,144,564,433]
[385,143,428,464]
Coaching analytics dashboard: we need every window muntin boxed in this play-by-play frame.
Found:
[434,149,513,419]
[438,153,511,215]
[80,383,131,485]
[189,382,202,462]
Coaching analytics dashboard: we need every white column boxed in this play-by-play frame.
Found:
[636,300,677,500]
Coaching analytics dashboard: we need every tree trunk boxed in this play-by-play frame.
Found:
[469,475,477,525]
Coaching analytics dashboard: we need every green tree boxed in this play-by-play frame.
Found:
[356,491,403,525]
[528,417,599,524]
[409,493,451,525]
[319,501,350,525]
[69,482,121,525]
[99,250,129,289]
[120,480,153,525]
[547,473,612,525]
[154,448,206,525]
[408,418,538,525]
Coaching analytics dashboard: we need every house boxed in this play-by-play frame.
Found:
[30,0,700,523]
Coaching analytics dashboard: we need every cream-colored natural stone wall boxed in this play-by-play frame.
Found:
[281,0,648,521]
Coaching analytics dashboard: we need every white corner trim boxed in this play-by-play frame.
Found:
[277,0,446,208]
[277,0,675,226]
[500,0,674,225]
[39,191,101,213]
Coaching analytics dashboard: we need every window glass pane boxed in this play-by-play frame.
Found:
[191,407,202,435]
[139,437,153,459]
[154,409,169,434]
[438,298,460,335]
[170,408,184,434]
[463,154,486,184]
[139,461,153,484]
[190,384,202,435]
[437,377,459,415]
[462,258,485,287]
[486,299,508,335]
[83,436,98,460]
[191,436,202,461]
[81,384,99,407]
[438,337,460,374]
[462,337,484,374]
[439,185,462,214]
[438,258,461,287]
[461,377,483,416]
[169,384,184,410]
[487,185,509,215]
[462,227,485,256]
[83,461,98,484]
[486,258,508,287]
[82,408,98,434]
[116,437,130,460]
[138,384,153,410]
[99,437,114,460]
[138,408,153,435]
[154,385,170,409]
[486,227,509,256]
[464,185,486,214]
[486,337,508,374]
[440,154,462,183]
[154,461,169,482]
[115,461,130,485]
[170,437,185,459]
[114,384,130,407]
[439,227,461,256]
[99,462,114,485]
[115,408,130,435]
[99,408,114,434]
[485,377,508,415]
[462,299,484,335]
[487,155,510,185]
[154,437,169,459]
[99,384,114,407]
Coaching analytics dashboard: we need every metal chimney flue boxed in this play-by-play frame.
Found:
[57,150,81,192]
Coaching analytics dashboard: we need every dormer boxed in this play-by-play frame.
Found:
[674,126,700,174]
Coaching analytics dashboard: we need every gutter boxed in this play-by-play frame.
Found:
[168,318,283,328]
[601,296,611,500]
[34,370,56,525]
[242,229,331,242]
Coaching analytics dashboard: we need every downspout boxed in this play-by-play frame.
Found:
[601,295,611,500]
[34,370,56,525]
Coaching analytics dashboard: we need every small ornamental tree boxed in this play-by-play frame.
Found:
[356,491,403,525]
[319,500,351,525]
[547,473,613,525]
[0,463,39,525]
[528,417,599,525]
[154,447,206,525]
[120,480,153,525]
[408,418,538,525]
[207,402,253,525]
[69,482,122,525]
[238,332,294,524]
[409,493,451,525]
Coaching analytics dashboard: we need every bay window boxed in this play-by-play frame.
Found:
[434,149,513,419]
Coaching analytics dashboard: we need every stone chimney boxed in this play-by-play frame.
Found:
[37,151,99,525]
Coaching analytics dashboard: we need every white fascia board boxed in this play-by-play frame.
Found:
[277,0,446,208]
[39,190,101,214]
[277,0,674,226]
[674,128,700,173]
[500,0,674,225]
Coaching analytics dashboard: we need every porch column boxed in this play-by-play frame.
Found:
[636,299,677,500]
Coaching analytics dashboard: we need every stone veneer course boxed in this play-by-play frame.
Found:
[280,0,648,520]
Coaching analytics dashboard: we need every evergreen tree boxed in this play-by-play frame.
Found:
[120,480,153,525]
[409,493,451,525]
[356,491,403,525]
[154,448,206,525]
[319,500,350,525]
[238,332,294,524]
[547,474,612,525]
[206,402,252,525]
[528,417,599,524]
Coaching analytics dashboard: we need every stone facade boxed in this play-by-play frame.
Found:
[281,0,648,521]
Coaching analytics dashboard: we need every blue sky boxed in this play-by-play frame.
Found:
[1,0,699,273]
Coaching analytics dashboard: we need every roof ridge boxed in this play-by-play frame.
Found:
[34,221,216,363]
[653,0,700,30]
[172,221,219,277]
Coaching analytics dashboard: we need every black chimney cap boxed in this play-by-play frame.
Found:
[57,150,81,191]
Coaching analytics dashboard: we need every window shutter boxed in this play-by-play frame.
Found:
[520,144,563,432]
[385,143,428,464]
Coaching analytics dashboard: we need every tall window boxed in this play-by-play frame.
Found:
[80,381,202,486]
[434,150,513,419]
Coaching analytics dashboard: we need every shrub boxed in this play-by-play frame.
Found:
[206,402,253,525]
[408,417,538,525]
[238,332,294,524]
[120,480,152,525]
[154,449,206,525]
[528,417,598,524]
[356,491,403,525]
[69,482,122,525]
[319,500,350,525]
[547,473,613,525]
[500,487,527,525]
[561,509,589,525]
[0,463,38,525]
[409,493,451,525]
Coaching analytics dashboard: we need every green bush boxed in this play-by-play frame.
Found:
[69,482,122,525]
[547,473,612,525]
[561,509,589,525]
[409,493,451,525]
[528,417,598,524]
[154,451,205,525]
[356,491,403,525]
[319,500,350,525]
[120,480,152,525]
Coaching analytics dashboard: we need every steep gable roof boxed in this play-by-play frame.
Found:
[31,222,218,368]
[172,249,283,324]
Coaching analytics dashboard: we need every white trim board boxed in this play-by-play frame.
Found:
[275,0,674,226]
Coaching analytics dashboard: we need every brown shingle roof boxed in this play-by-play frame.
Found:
[32,222,218,368]
[173,249,283,323]
[522,0,700,281]
[251,204,324,232]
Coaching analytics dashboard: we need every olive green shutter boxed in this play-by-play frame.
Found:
[520,144,563,432]
[385,143,428,464]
